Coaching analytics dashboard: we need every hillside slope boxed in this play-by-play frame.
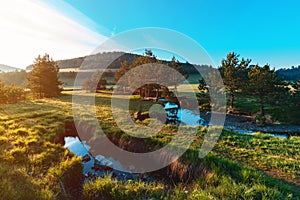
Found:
[0,64,21,72]
[26,52,211,75]
[276,67,300,81]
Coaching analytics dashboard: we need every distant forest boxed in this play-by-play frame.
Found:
[0,52,298,87]
[25,52,212,74]
[276,66,300,81]
[0,70,27,86]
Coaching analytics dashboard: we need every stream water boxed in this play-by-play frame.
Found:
[164,102,206,126]
[64,137,139,181]
[163,101,289,139]
[64,101,290,181]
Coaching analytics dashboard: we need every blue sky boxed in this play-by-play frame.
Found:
[0,0,299,69]
[61,0,300,69]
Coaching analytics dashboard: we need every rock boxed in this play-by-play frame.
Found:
[95,155,105,162]
[82,154,91,162]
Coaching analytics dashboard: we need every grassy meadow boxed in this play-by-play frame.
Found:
[233,94,300,125]
[60,72,300,125]
[0,91,299,199]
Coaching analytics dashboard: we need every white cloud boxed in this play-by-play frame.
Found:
[0,0,107,68]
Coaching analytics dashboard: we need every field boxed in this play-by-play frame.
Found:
[0,92,299,199]
[234,94,300,125]
[59,72,300,125]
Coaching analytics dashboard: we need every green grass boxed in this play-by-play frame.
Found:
[215,130,300,183]
[0,92,299,199]
[234,94,300,125]
[83,176,165,200]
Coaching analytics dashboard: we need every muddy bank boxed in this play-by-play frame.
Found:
[202,112,300,136]
[55,119,300,185]
[55,121,204,183]
[56,121,155,181]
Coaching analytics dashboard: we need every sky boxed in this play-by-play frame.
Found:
[0,0,299,69]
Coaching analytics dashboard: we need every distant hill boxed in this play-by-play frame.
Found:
[0,64,21,72]
[26,52,132,70]
[26,51,211,75]
[276,67,300,81]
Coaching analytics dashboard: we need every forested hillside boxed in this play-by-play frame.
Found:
[276,66,300,81]
[26,52,211,75]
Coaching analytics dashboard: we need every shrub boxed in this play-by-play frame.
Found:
[0,81,26,104]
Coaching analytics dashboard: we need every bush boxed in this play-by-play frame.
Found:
[0,81,26,104]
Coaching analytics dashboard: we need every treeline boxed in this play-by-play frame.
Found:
[82,50,188,97]
[276,66,300,81]
[0,81,26,104]
[2,51,300,110]
[0,70,27,86]
[26,52,131,70]
[0,54,62,104]
[27,54,62,98]
[26,51,211,75]
[199,52,300,119]
[0,71,28,104]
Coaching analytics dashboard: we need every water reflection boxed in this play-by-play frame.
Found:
[163,101,206,126]
[64,137,139,181]
[163,100,288,139]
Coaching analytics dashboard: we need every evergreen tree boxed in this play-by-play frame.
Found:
[197,78,210,111]
[27,54,62,98]
[145,49,154,57]
[220,52,250,112]
[114,60,130,92]
[293,80,300,106]
[127,52,157,97]
[247,64,278,116]
[168,56,188,93]
[114,50,188,98]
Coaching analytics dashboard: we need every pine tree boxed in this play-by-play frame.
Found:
[114,50,188,98]
[114,60,130,93]
[168,56,188,93]
[27,54,62,98]
[220,52,250,112]
[247,64,277,117]
[293,80,300,106]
